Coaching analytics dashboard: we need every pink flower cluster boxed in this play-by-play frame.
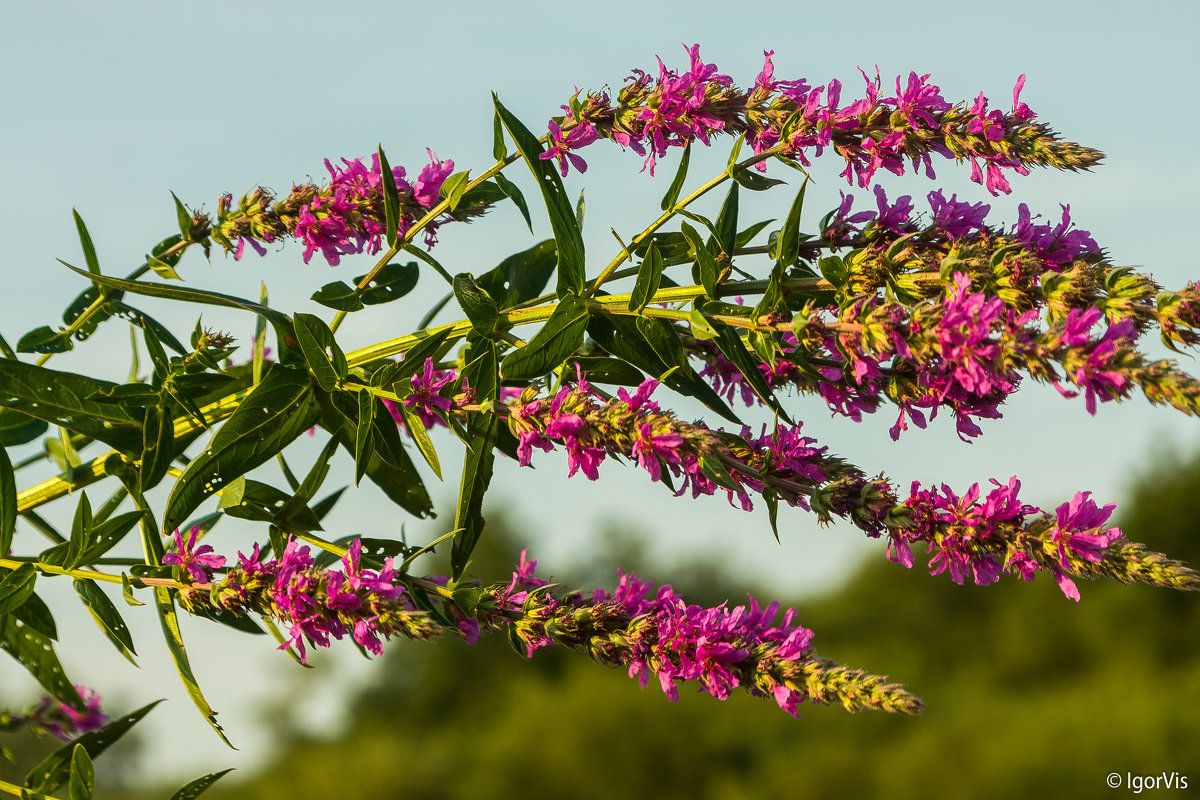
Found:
[27,685,107,741]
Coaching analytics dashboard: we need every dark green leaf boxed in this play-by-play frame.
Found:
[162,364,318,534]
[636,317,687,372]
[41,511,144,567]
[377,146,401,247]
[16,325,72,354]
[775,178,809,268]
[818,255,848,289]
[400,244,453,286]
[561,356,645,386]
[354,390,375,486]
[119,304,188,356]
[764,489,781,544]
[310,281,364,312]
[72,210,101,278]
[12,592,57,640]
[725,134,745,172]
[493,94,584,296]
[121,574,144,607]
[500,295,591,381]
[0,564,37,616]
[190,603,266,635]
[714,326,791,423]
[680,222,720,300]
[139,402,175,492]
[493,171,533,233]
[629,241,664,314]
[632,231,691,262]
[60,282,121,345]
[24,701,161,794]
[355,262,419,306]
[0,618,81,711]
[453,274,500,337]
[492,109,507,160]
[736,218,777,248]
[64,492,93,571]
[0,444,13,556]
[398,402,442,480]
[68,744,94,800]
[474,239,557,308]
[731,168,786,191]
[575,189,585,230]
[155,585,232,746]
[172,193,193,240]
[0,361,144,455]
[660,141,692,211]
[439,170,472,212]
[167,769,235,800]
[73,579,136,663]
[0,408,48,447]
[450,413,498,580]
[294,313,348,393]
[460,334,499,403]
[388,328,454,387]
[714,182,740,258]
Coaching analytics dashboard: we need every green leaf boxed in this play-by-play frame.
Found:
[56,262,293,342]
[68,744,94,800]
[714,326,791,423]
[561,356,645,386]
[172,192,194,240]
[474,239,557,308]
[725,133,745,173]
[575,189,586,231]
[493,94,585,297]
[397,402,442,481]
[139,402,176,492]
[775,178,809,269]
[16,325,73,354]
[377,146,401,247]
[439,170,472,211]
[0,618,82,712]
[636,317,687,372]
[660,141,692,211]
[12,592,57,640]
[492,171,533,234]
[629,240,664,314]
[689,307,719,341]
[355,262,419,306]
[387,329,454,386]
[714,182,740,258]
[0,564,37,616]
[121,574,144,607]
[24,701,161,794]
[39,511,145,568]
[680,222,720,300]
[453,274,500,337]
[65,492,93,571]
[0,445,13,556]
[400,244,453,286]
[155,586,232,746]
[0,361,144,455]
[461,334,499,403]
[146,254,183,281]
[731,168,786,191]
[72,210,101,279]
[167,769,235,800]
[294,313,348,393]
[0,408,48,447]
[450,413,498,580]
[354,390,375,487]
[492,109,507,160]
[162,364,318,534]
[818,254,848,289]
[73,579,137,664]
[120,304,188,356]
[500,295,591,381]
[310,281,363,312]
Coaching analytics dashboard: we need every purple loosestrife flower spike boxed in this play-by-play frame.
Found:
[162,526,227,583]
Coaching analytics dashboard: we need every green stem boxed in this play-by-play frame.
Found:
[0,556,180,589]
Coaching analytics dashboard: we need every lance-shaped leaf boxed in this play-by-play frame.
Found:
[40,511,146,569]
[660,140,692,211]
[714,182,740,258]
[139,401,176,492]
[168,769,235,800]
[453,274,500,336]
[0,618,83,711]
[72,209,101,280]
[0,564,37,616]
[12,591,57,640]
[493,94,585,296]
[731,168,786,191]
[24,701,161,795]
[310,281,364,312]
[387,328,454,386]
[294,314,348,392]
[57,262,294,344]
[562,356,645,386]
[493,171,533,233]
[439,170,472,211]
[0,407,49,447]
[64,492,94,571]
[629,240,664,314]
[68,743,95,800]
[775,178,809,269]
[0,361,143,455]
[354,390,375,486]
[450,412,498,581]
[713,326,792,424]
[475,239,557,309]
[378,145,401,246]
[397,401,442,481]
[501,294,591,381]
[636,317,688,372]
[162,364,318,534]
[73,580,137,664]
[0,444,13,556]
[357,262,420,306]
[155,585,232,746]
[461,334,499,403]
[680,222,721,300]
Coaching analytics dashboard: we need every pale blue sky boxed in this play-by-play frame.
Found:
[2,0,1199,782]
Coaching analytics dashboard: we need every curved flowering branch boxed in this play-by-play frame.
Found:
[547,45,1102,193]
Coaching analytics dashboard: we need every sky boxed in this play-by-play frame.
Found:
[2,0,1199,785]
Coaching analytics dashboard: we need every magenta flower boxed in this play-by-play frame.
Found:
[403,357,457,428]
[539,118,599,177]
[162,527,227,583]
[29,685,107,741]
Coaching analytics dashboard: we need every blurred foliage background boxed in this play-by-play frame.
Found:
[5,445,1199,798]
